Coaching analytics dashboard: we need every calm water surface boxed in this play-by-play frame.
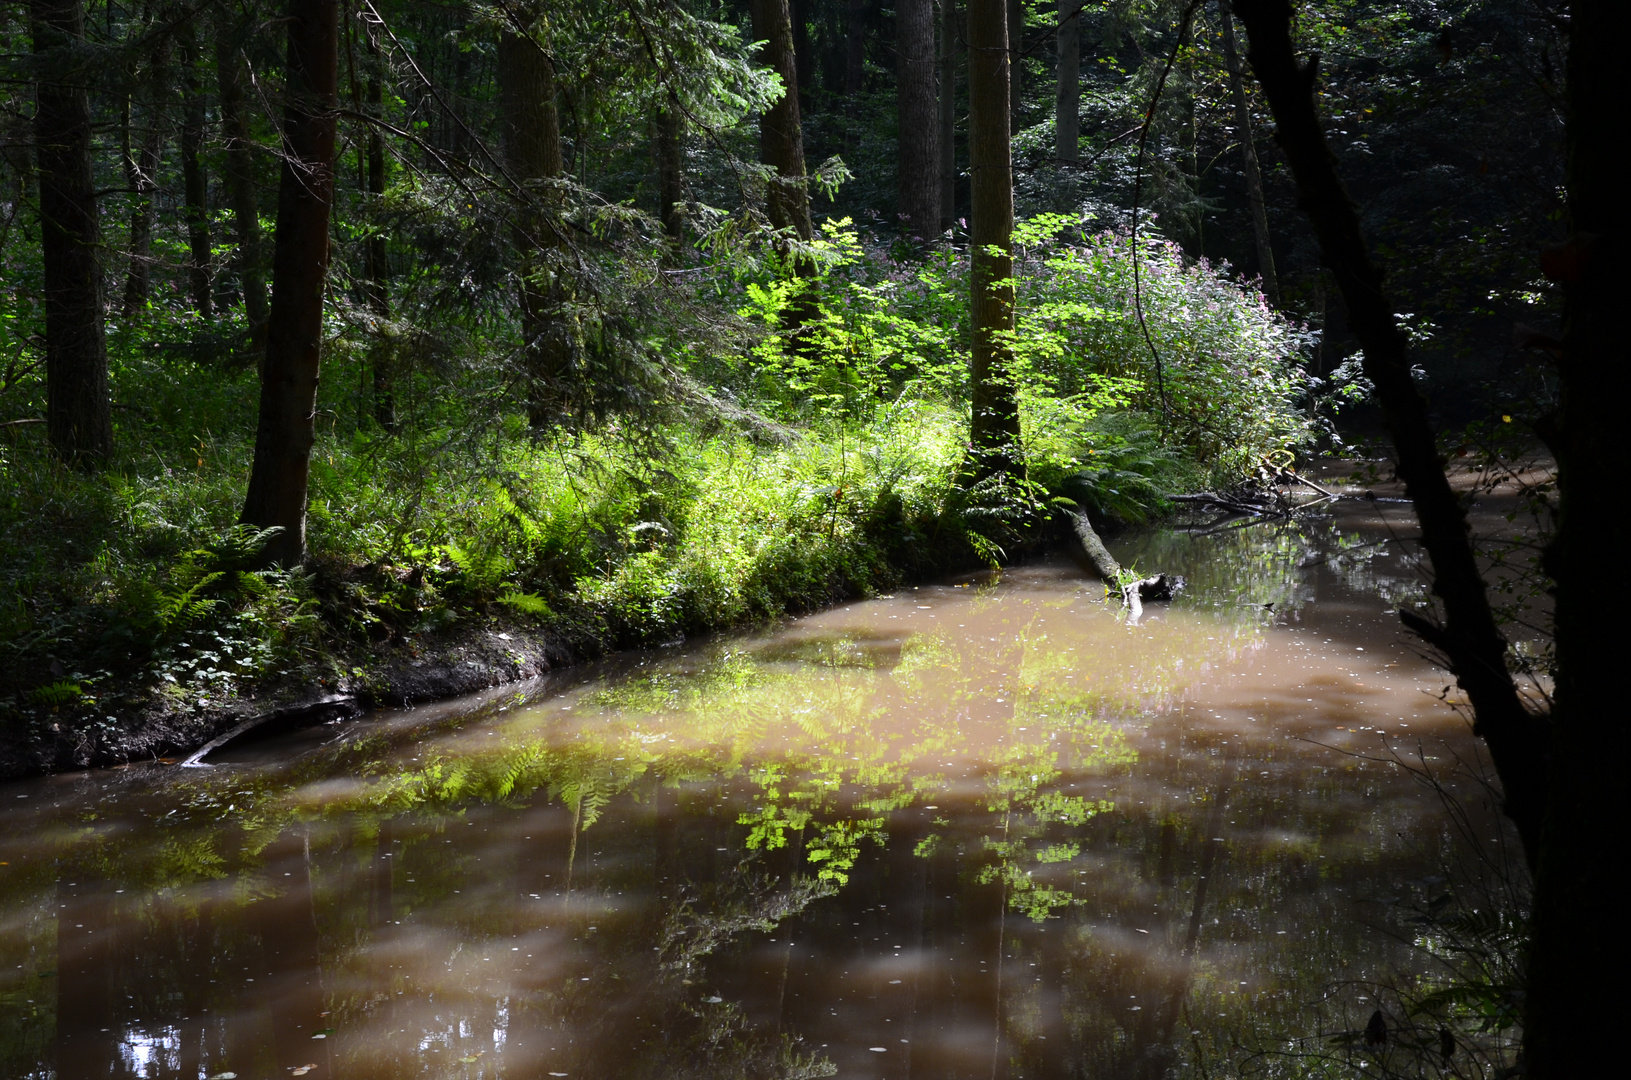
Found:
[0,505,1512,1079]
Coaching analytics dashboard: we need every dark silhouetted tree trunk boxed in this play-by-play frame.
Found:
[240,0,340,566]
[179,19,213,317]
[1217,0,1276,304]
[967,0,1020,479]
[496,13,568,427]
[751,0,813,243]
[31,0,111,465]
[217,18,270,347]
[121,34,170,318]
[845,0,867,95]
[1524,4,1631,1077]
[1055,0,1079,161]
[362,24,393,429]
[1007,0,1024,132]
[898,0,939,242]
[1232,0,1547,864]
[791,0,814,109]
[939,0,957,227]
[655,92,684,247]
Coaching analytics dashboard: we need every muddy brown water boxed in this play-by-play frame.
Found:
[0,496,1525,1080]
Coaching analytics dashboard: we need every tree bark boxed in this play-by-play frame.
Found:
[1231,0,1547,862]
[120,33,170,319]
[1217,0,1276,304]
[1523,4,1631,1077]
[240,0,340,567]
[897,0,940,243]
[496,13,568,427]
[1055,0,1079,162]
[217,17,270,347]
[966,0,1021,480]
[362,22,393,429]
[655,91,684,247]
[31,0,111,466]
[844,0,867,95]
[938,0,957,227]
[1006,0,1024,132]
[751,0,814,244]
[179,19,213,318]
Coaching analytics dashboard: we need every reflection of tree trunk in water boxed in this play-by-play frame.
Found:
[509,797,576,1071]
[770,827,808,1035]
[176,892,215,1080]
[256,830,332,1074]
[894,812,929,1077]
[371,816,394,927]
[1130,760,1235,1080]
[988,814,1010,1080]
[54,873,116,1078]
[908,836,956,1079]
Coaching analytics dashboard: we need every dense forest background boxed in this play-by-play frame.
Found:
[0,0,1565,754]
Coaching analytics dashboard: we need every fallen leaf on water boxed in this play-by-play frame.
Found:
[702,996,722,1004]
[291,1067,318,1077]
[206,1074,237,1079]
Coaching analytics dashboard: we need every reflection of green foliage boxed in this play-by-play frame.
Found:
[803,818,885,885]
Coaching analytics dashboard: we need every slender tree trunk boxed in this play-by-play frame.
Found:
[1217,0,1277,304]
[240,0,340,567]
[844,0,867,95]
[751,0,819,350]
[1055,0,1079,162]
[938,0,957,227]
[791,0,813,110]
[179,19,213,318]
[1230,0,1547,858]
[1524,4,1631,1077]
[363,24,393,429]
[967,0,1020,480]
[496,13,568,427]
[897,0,940,242]
[31,0,111,465]
[654,92,684,247]
[121,32,170,318]
[1007,0,1024,132]
[751,0,814,243]
[217,18,270,347]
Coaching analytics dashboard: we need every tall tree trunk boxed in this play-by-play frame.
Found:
[751,0,819,350]
[363,24,393,429]
[844,0,867,95]
[31,0,111,465]
[967,0,1020,479]
[654,91,684,248]
[179,19,213,318]
[1524,4,1631,1077]
[1217,0,1276,304]
[217,18,270,347]
[1230,0,1547,856]
[240,0,340,567]
[1055,0,1079,162]
[121,34,170,318]
[752,0,813,243]
[897,0,939,242]
[496,12,568,427]
[791,0,813,110]
[938,0,957,227]
[1007,0,1024,132]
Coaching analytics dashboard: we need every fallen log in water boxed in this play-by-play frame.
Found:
[1065,510,1184,620]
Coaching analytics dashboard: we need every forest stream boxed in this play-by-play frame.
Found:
[0,495,1527,1080]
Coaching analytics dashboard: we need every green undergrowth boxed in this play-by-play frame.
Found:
[0,397,1174,743]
